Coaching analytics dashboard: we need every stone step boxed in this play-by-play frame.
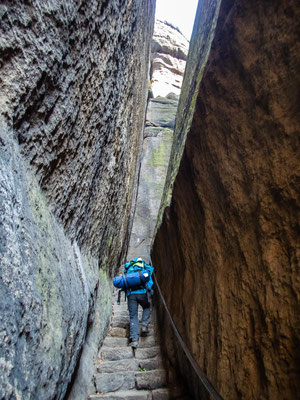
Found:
[100,346,133,361]
[103,337,128,347]
[97,359,139,374]
[113,303,128,309]
[111,316,129,329]
[103,335,157,348]
[97,354,164,374]
[135,369,167,390]
[138,335,157,348]
[88,390,151,399]
[94,371,135,393]
[138,356,164,371]
[151,386,185,400]
[108,327,128,338]
[135,346,161,360]
[112,312,144,320]
[94,369,168,394]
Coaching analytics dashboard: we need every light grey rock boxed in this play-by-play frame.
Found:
[127,128,173,262]
[108,327,128,338]
[135,346,161,360]
[0,130,107,400]
[151,20,189,98]
[97,359,139,374]
[138,335,158,348]
[135,369,167,390]
[147,97,179,129]
[89,390,152,400]
[138,356,164,371]
[94,371,135,393]
[100,347,133,362]
[103,337,128,348]
[127,20,187,263]
[111,316,130,329]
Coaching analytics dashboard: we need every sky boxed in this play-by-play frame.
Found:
[155,0,199,40]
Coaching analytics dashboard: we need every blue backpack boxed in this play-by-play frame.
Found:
[114,257,154,303]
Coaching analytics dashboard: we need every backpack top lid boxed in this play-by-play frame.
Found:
[125,257,144,270]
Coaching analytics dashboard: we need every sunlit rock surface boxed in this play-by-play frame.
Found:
[127,21,188,262]
[0,1,155,399]
[151,19,189,98]
[153,0,300,399]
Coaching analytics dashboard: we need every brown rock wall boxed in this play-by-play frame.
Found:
[153,0,300,399]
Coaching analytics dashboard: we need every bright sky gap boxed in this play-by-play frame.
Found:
[155,0,199,40]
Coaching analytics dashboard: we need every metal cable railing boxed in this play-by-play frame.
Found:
[150,259,224,400]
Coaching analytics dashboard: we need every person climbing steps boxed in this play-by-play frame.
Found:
[87,257,191,399]
[113,257,154,349]
[128,292,151,349]
[87,285,190,399]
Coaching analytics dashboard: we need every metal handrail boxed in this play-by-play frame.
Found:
[150,263,224,400]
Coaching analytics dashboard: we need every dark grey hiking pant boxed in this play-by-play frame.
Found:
[128,293,150,341]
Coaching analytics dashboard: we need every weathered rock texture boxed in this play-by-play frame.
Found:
[151,20,188,98]
[127,21,188,261]
[0,1,155,399]
[153,0,300,399]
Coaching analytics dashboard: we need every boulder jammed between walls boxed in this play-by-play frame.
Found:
[153,0,300,399]
[0,1,155,399]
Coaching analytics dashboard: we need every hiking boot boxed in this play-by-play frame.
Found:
[130,341,138,349]
[141,325,149,336]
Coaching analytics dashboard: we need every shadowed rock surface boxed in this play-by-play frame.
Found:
[153,0,300,399]
[0,1,155,399]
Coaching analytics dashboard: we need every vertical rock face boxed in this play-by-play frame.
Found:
[0,1,155,399]
[153,1,300,399]
[151,19,188,98]
[127,20,188,261]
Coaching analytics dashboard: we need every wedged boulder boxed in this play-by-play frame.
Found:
[147,97,179,129]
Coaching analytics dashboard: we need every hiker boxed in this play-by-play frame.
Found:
[123,257,154,349]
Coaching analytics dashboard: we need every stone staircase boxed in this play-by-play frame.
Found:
[87,291,189,399]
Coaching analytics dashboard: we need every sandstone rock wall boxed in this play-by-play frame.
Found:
[127,20,188,262]
[151,19,188,98]
[153,0,300,399]
[0,1,155,399]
